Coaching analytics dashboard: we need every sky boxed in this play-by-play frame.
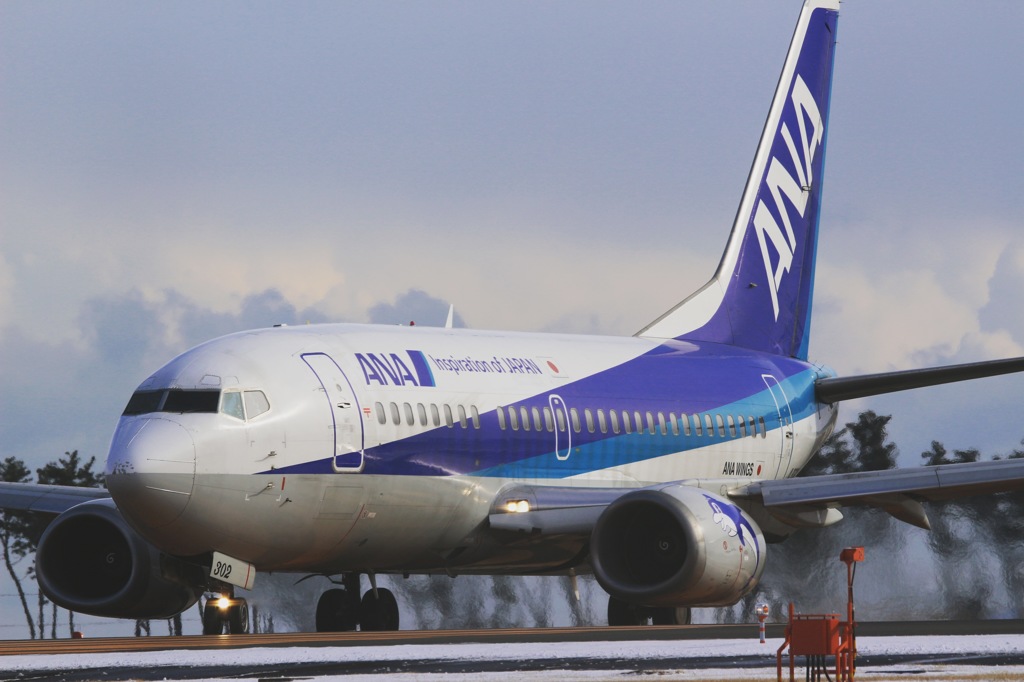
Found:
[1,0,1022,475]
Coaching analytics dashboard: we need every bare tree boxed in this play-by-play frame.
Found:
[0,457,37,639]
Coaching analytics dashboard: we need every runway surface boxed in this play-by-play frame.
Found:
[2,621,1024,681]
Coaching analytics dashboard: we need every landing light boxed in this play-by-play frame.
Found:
[505,500,530,514]
[216,596,232,610]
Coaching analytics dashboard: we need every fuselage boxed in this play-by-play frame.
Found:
[104,323,838,576]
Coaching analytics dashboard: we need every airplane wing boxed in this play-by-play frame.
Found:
[730,458,1024,530]
[0,481,110,516]
[489,458,1024,537]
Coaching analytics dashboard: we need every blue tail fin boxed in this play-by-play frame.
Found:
[638,0,839,360]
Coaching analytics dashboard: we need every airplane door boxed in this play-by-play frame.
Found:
[302,353,365,472]
[550,394,571,460]
[762,374,794,477]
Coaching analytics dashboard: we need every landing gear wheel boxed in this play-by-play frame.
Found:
[316,588,358,632]
[228,600,249,634]
[202,600,224,635]
[359,587,399,631]
[652,606,691,625]
[607,597,643,626]
[608,598,690,626]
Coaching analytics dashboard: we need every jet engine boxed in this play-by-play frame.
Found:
[35,499,204,619]
[590,485,766,607]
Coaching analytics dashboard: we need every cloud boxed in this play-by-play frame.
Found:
[0,253,12,326]
[980,243,1024,346]
[0,287,333,473]
[812,263,979,372]
[0,1,1021,468]
[367,289,465,328]
[820,238,1024,465]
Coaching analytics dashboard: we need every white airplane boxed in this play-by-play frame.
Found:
[3,0,1024,634]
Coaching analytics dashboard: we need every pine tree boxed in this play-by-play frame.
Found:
[33,450,106,637]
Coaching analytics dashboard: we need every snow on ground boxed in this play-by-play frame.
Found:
[4,635,1024,680]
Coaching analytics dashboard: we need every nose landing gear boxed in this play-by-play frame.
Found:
[201,592,250,635]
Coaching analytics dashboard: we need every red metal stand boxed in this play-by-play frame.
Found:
[776,546,864,681]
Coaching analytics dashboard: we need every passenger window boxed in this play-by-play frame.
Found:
[570,408,581,434]
[682,414,692,437]
[585,409,595,434]
[610,410,620,434]
[727,414,736,437]
[623,411,633,434]
[221,391,244,420]
[520,407,531,432]
[497,407,507,430]
[531,406,542,431]
[418,403,428,426]
[555,408,566,432]
[509,406,520,431]
[738,415,747,437]
[470,405,480,429]
[597,409,607,434]
[390,402,401,425]
[634,412,643,434]
[375,402,386,425]
[457,405,468,428]
[443,404,454,427]
[758,416,767,437]
[404,403,415,426]
[243,391,270,419]
[543,407,554,432]
[668,413,678,436]
[715,414,725,437]
[704,414,714,437]
[645,412,654,435]
[431,404,441,427]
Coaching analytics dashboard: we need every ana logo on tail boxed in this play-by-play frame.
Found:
[753,74,825,320]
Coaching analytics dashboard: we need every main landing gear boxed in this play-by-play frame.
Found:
[315,573,400,632]
[202,592,250,635]
[607,597,691,626]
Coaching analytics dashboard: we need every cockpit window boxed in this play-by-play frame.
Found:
[162,389,221,413]
[221,391,245,420]
[122,389,220,416]
[220,390,271,420]
[123,387,270,420]
[122,390,165,415]
[243,391,270,419]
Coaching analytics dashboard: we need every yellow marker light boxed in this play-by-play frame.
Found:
[216,597,232,610]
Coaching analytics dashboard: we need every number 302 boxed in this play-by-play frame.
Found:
[213,561,233,580]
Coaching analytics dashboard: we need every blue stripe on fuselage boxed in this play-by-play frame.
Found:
[265,341,819,478]
[473,372,818,479]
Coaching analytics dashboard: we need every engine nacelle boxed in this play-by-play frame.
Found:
[35,499,204,619]
[590,485,766,607]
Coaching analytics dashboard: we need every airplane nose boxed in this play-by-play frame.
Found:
[106,417,196,529]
